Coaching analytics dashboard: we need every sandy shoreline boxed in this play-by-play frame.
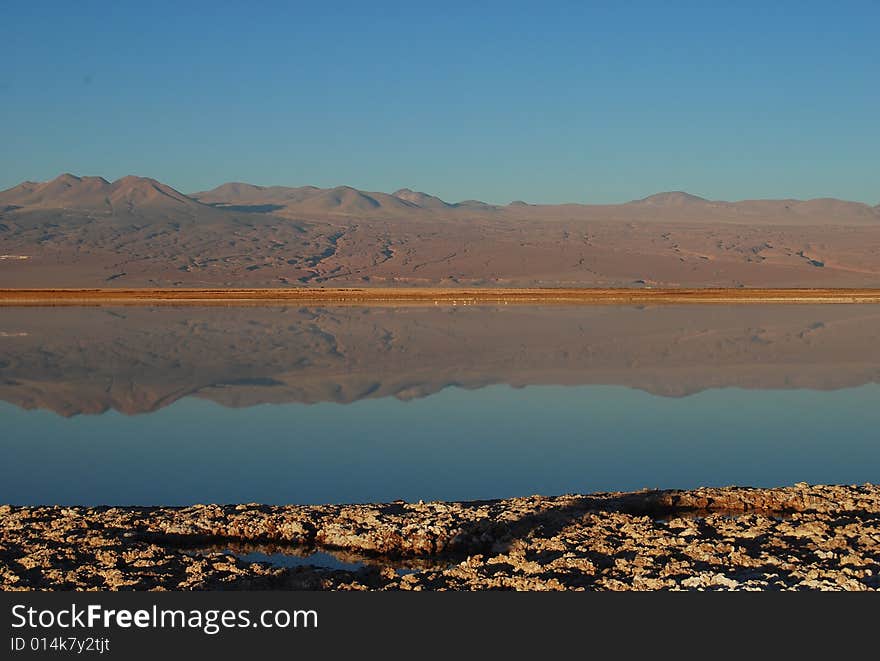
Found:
[2,484,878,591]
[3,287,880,306]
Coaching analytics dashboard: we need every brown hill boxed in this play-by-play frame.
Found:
[296,186,416,213]
[391,188,451,209]
[194,183,432,214]
[0,173,203,214]
[510,195,880,226]
[626,191,710,206]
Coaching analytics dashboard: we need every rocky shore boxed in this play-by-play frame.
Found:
[2,484,878,591]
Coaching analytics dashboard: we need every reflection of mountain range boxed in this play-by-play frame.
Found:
[1,306,879,416]
[2,173,880,288]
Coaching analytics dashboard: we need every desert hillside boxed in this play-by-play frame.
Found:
[1,174,879,288]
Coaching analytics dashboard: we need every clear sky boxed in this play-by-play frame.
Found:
[2,1,878,204]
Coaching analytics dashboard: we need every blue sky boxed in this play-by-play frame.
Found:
[1,1,878,204]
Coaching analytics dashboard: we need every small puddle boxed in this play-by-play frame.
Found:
[186,541,449,576]
[236,549,365,572]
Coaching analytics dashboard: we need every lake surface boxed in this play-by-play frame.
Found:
[1,304,879,505]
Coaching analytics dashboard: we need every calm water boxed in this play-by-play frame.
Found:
[1,304,878,505]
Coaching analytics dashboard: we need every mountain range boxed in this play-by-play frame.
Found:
[4,173,877,221]
[1,173,879,287]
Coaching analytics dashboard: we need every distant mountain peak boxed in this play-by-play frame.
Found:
[114,174,151,184]
[391,188,451,209]
[629,191,709,206]
[0,173,201,212]
[108,176,196,206]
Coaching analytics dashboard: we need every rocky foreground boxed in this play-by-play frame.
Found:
[2,484,879,591]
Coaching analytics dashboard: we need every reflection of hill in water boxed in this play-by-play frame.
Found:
[1,305,880,416]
